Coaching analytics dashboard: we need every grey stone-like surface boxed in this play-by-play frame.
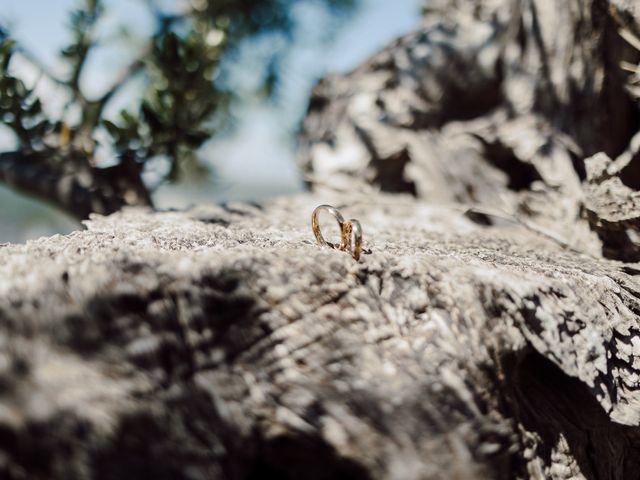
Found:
[298,0,640,262]
[1,193,640,479]
[3,0,640,478]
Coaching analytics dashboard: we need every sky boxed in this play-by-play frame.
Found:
[0,0,422,241]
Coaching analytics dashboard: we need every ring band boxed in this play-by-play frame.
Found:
[311,205,365,260]
[348,219,363,260]
[311,204,349,250]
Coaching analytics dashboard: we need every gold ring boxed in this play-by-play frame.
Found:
[348,218,363,261]
[311,204,349,250]
[311,205,365,260]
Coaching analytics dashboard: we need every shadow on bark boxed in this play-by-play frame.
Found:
[245,434,370,480]
[507,351,640,479]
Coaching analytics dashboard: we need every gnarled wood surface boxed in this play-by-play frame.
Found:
[298,0,640,262]
[0,194,639,479]
[3,0,640,478]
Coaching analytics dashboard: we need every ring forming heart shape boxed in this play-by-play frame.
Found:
[311,204,364,261]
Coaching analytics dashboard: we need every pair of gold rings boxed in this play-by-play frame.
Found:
[311,204,363,260]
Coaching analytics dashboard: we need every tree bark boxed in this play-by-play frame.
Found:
[2,0,640,478]
[0,194,639,479]
[298,0,640,262]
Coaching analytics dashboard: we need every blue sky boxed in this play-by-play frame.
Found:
[0,0,422,240]
[3,0,421,75]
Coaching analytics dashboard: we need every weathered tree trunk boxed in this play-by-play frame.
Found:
[0,193,639,479]
[298,0,640,261]
[2,0,640,478]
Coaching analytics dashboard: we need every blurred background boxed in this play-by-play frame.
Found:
[0,0,422,242]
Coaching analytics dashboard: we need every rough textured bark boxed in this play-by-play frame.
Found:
[298,0,640,262]
[2,0,640,478]
[0,194,640,479]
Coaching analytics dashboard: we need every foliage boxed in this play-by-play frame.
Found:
[0,0,357,197]
[0,31,51,149]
